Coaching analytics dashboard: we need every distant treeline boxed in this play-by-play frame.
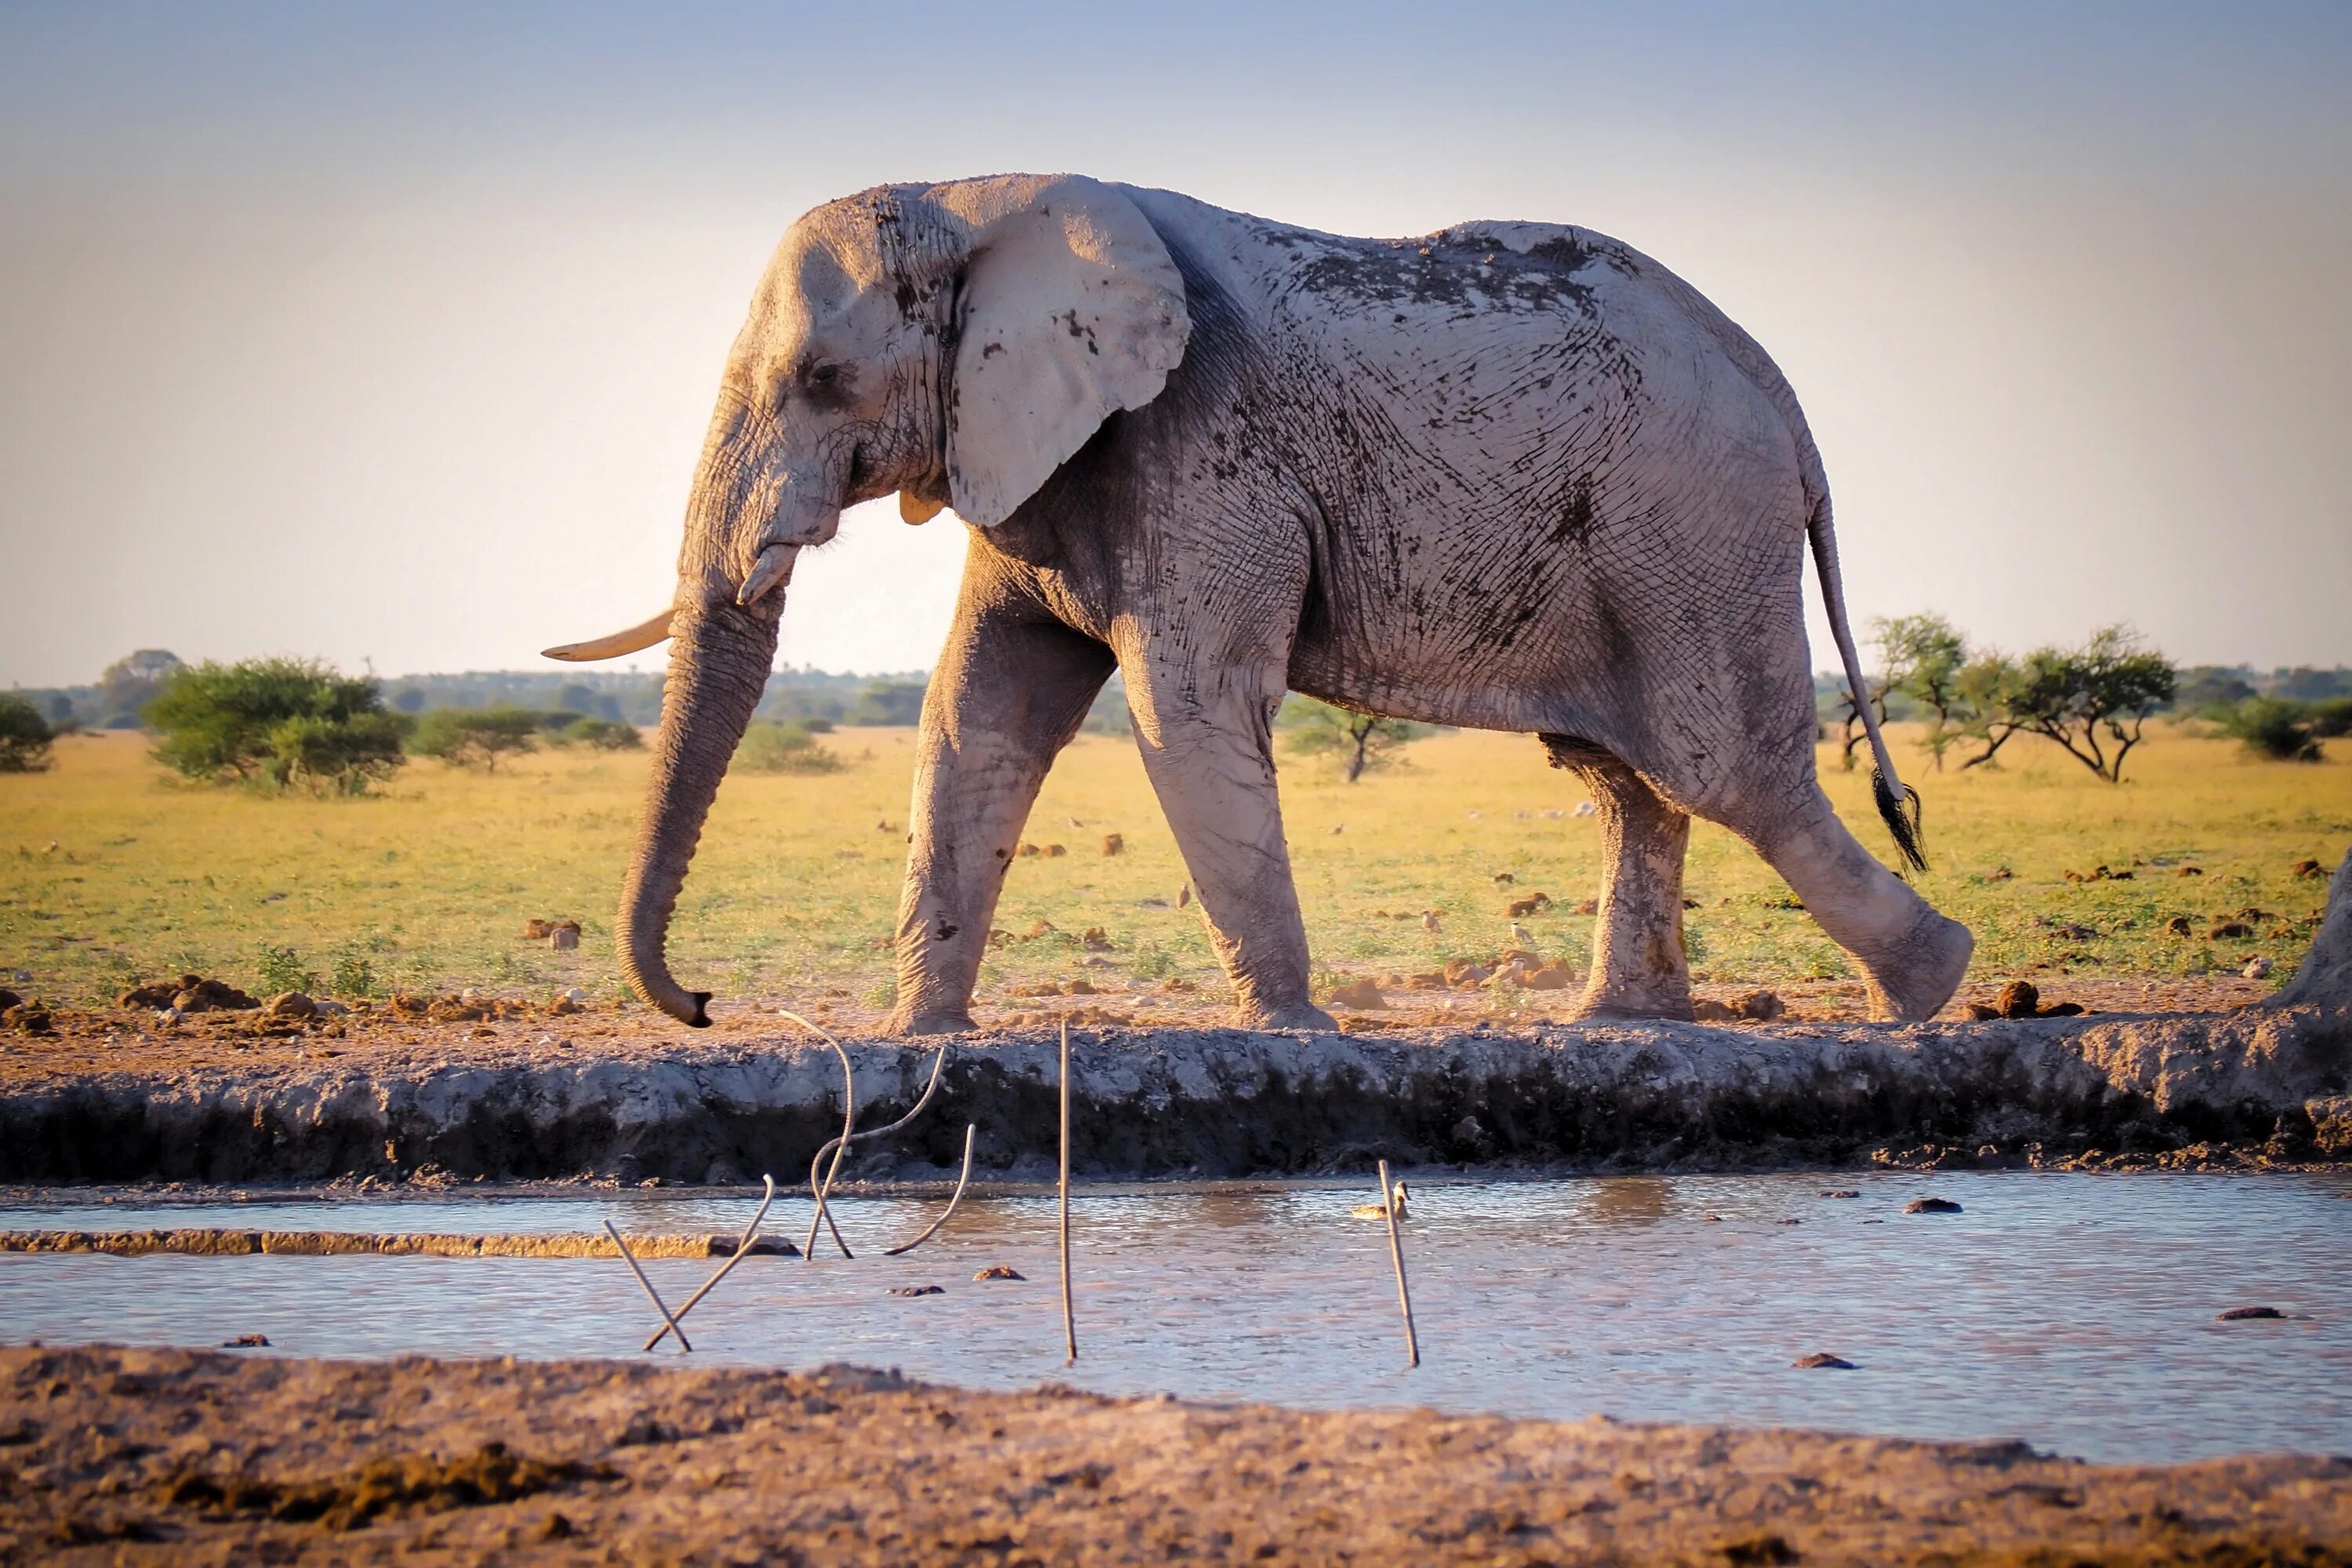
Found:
[1810,662,2352,724]
[12,653,1132,736]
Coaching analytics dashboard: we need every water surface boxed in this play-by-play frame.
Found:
[4,1171,2345,1465]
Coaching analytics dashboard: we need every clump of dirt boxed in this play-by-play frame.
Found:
[1694,989,1787,1023]
[163,1441,601,1532]
[118,974,258,1012]
[1964,982,2085,1021]
[0,999,52,1036]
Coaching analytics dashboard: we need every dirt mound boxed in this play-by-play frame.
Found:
[118,975,258,1012]
[162,1441,600,1533]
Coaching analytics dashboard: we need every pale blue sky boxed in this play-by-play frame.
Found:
[3,2,2347,684]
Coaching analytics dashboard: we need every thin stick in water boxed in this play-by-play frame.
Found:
[1060,1020,1076,1366]
[801,1040,950,1258]
[884,1124,978,1257]
[604,1220,691,1353]
[643,1174,776,1352]
[777,1010,858,1260]
[1377,1159,1419,1369]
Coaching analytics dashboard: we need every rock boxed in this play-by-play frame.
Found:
[1505,892,1552,918]
[549,920,582,951]
[1996,982,2041,1018]
[1101,833,1123,857]
[2216,1306,2285,1321]
[1905,1197,1963,1214]
[1793,1352,1855,1370]
[2243,956,2274,980]
[1327,977,1385,1010]
[974,1265,1025,1281]
[262,991,317,1022]
[887,1285,945,1298]
[2292,858,2324,879]
[705,1235,797,1258]
[221,1334,270,1348]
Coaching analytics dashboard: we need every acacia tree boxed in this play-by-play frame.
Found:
[1280,697,1426,782]
[1954,653,2024,770]
[2001,626,2176,784]
[408,706,542,771]
[146,658,408,793]
[1874,612,1970,769]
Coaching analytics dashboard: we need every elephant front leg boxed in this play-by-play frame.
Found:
[1547,738,1694,1021]
[887,605,1113,1036]
[1127,656,1336,1033]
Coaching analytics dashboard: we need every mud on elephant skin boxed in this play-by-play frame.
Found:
[547,174,1970,1036]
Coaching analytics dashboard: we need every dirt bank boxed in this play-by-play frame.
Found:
[2,1345,2345,1566]
[0,1229,794,1260]
[2,860,2343,1185]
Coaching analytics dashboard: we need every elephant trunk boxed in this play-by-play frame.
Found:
[616,594,782,1027]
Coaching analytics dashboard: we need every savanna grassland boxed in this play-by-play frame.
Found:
[1,725,2344,1024]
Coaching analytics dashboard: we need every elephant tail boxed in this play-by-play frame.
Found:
[1804,464,1928,873]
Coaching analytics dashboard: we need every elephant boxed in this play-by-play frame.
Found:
[546,173,1973,1035]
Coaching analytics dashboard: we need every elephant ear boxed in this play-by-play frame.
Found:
[927,176,1189,528]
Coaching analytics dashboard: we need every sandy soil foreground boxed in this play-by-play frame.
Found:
[3,1345,2347,1567]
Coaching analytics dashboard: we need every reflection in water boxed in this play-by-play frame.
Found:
[2,1171,2347,1465]
[1587,1177,1673,1229]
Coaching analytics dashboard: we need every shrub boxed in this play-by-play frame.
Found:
[1279,696,1427,782]
[0,693,56,773]
[734,720,842,774]
[256,945,318,994]
[147,658,408,793]
[408,707,542,771]
[2220,698,2326,761]
[328,948,379,998]
[558,717,644,751]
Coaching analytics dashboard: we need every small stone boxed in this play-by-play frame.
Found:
[887,1285,945,1298]
[549,920,582,950]
[2242,956,2273,980]
[2216,1305,2285,1321]
[1793,1352,1855,1370]
[974,1265,1025,1281]
[1905,1197,1963,1214]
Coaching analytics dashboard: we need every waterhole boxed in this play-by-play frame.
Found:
[3,1171,2345,1464]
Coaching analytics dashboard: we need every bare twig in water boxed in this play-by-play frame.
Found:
[1060,1020,1076,1366]
[643,1174,776,1352]
[808,1031,950,1259]
[1377,1159,1419,1369]
[776,1010,859,1260]
[604,1220,691,1353]
[884,1124,978,1257]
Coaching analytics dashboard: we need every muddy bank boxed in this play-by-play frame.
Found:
[3,1345,2347,1566]
[2,858,2343,1186]
[0,1004,2345,1185]
[0,1229,795,1260]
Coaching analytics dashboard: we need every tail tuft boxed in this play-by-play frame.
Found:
[1872,769,1929,873]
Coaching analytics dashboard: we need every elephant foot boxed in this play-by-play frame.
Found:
[1859,907,1975,1022]
[1569,989,1697,1025]
[882,1007,976,1038]
[1237,1000,1341,1033]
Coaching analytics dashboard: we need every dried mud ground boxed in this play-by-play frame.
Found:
[5,1346,2348,1568]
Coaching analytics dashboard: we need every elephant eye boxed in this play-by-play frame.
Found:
[808,363,840,386]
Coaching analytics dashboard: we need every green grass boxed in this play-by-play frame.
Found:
[1,725,2343,1008]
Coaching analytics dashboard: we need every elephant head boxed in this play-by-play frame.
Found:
[544,175,1189,1025]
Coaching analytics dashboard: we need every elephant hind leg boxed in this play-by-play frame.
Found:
[1738,786,1973,1022]
[1542,735,1694,1022]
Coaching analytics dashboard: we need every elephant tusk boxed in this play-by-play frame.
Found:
[736,542,799,608]
[541,608,677,662]
[898,490,946,525]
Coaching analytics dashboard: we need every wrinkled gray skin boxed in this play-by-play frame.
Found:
[600,174,1973,1035]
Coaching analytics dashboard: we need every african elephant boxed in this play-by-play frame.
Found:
[547,173,1973,1034]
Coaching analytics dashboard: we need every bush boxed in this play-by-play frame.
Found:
[559,716,644,751]
[2221,697,2328,761]
[147,658,408,793]
[408,706,542,771]
[734,720,841,774]
[0,693,56,772]
[256,945,318,994]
